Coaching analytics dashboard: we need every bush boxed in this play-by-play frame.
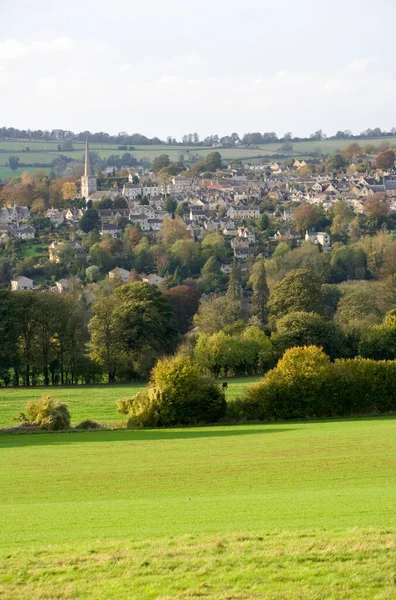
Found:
[241,346,396,421]
[18,395,71,430]
[118,356,226,428]
[74,419,103,430]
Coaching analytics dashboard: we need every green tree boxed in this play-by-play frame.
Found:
[89,295,121,383]
[152,154,171,173]
[272,311,346,359]
[163,285,201,334]
[268,269,323,317]
[85,265,101,283]
[251,260,269,325]
[227,260,242,302]
[79,209,101,233]
[194,296,243,334]
[203,151,222,171]
[8,156,20,171]
[165,197,177,217]
[325,153,348,173]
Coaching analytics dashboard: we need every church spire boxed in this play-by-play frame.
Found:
[84,139,91,177]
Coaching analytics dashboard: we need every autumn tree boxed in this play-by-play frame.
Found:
[161,215,189,246]
[376,149,395,170]
[292,204,321,233]
[62,181,78,201]
[364,193,389,222]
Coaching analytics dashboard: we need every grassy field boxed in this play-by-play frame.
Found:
[0,136,396,180]
[0,378,258,429]
[0,417,395,598]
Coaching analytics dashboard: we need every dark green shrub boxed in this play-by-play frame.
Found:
[74,420,103,430]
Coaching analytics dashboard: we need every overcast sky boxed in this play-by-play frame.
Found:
[1,0,395,140]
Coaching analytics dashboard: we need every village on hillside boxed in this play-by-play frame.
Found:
[0,139,395,293]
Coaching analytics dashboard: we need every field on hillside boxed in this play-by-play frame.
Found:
[0,417,395,599]
[0,377,258,428]
[1,136,396,180]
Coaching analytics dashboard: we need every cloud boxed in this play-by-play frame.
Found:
[0,36,71,60]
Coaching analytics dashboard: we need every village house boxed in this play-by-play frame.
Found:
[305,231,331,251]
[0,204,30,224]
[227,206,260,220]
[11,276,35,291]
[101,223,121,238]
[109,267,131,283]
[46,208,65,228]
[142,274,164,286]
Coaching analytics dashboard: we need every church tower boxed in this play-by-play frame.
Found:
[81,140,97,200]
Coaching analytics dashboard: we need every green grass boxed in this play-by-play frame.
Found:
[0,377,258,428]
[19,243,48,258]
[0,136,395,181]
[0,417,395,598]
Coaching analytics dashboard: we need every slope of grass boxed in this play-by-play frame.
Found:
[0,377,257,428]
[0,417,395,598]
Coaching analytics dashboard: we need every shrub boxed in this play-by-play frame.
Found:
[118,356,226,428]
[74,419,103,430]
[241,346,396,421]
[18,395,71,430]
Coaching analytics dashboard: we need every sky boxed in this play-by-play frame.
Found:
[1,0,396,140]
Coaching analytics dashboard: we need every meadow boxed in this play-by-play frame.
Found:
[0,136,396,180]
[0,417,395,599]
[0,377,258,429]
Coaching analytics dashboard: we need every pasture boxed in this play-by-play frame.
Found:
[0,377,258,429]
[0,417,395,598]
[0,136,396,180]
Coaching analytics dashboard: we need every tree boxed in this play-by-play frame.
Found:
[89,243,113,271]
[194,296,243,334]
[161,216,189,246]
[201,232,227,261]
[259,212,269,231]
[335,289,382,327]
[104,283,178,379]
[330,246,367,281]
[251,260,269,325]
[152,154,171,173]
[165,197,177,217]
[227,260,242,302]
[203,152,222,172]
[272,311,346,359]
[268,269,323,317]
[364,194,389,221]
[85,265,101,283]
[8,156,20,171]
[342,143,362,160]
[292,204,321,233]
[376,149,395,170]
[163,285,201,334]
[89,295,121,383]
[118,356,226,427]
[79,209,101,233]
[62,181,77,201]
[325,153,348,173]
